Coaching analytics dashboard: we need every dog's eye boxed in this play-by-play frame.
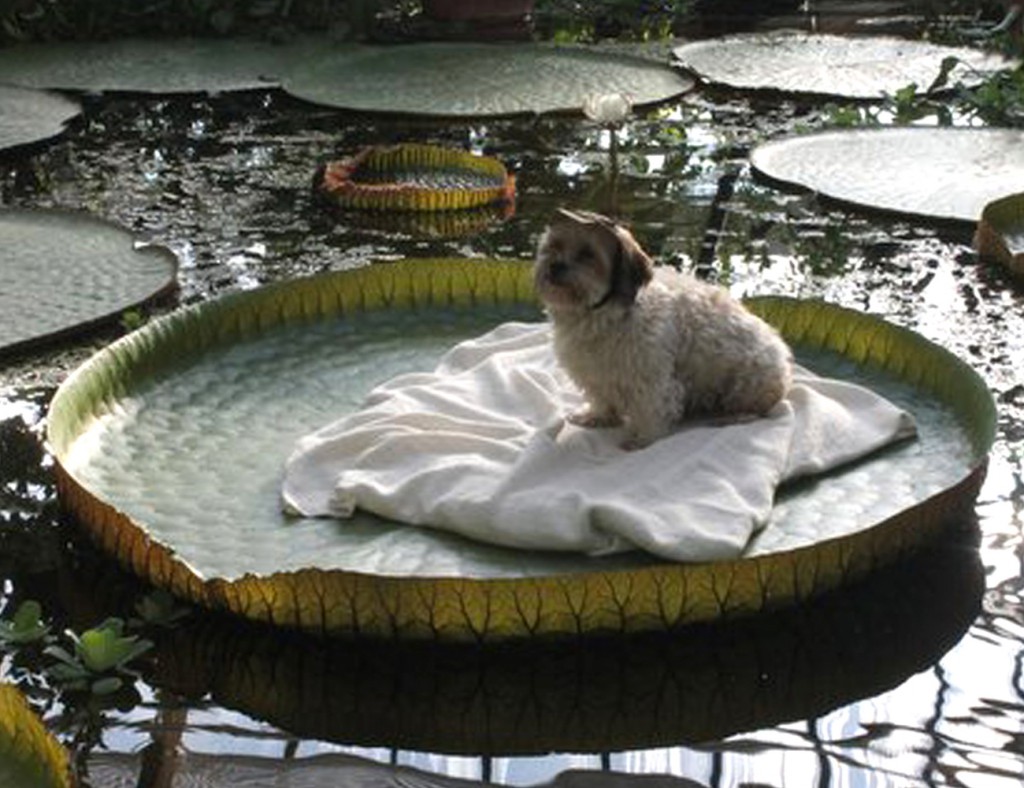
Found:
[575,246,595,263]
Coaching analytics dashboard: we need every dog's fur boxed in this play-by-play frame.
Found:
[535,209,794,449]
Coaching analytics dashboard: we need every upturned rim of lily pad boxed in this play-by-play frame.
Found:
[133,537,981,754]
[975,190,1024,280]
[46,259,995,642]
[318,143,516,212]
[0,683,70,788]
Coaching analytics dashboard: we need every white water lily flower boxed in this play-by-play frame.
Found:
[582,92,633,126]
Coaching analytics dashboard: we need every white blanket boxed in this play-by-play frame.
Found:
[281,322,917,562]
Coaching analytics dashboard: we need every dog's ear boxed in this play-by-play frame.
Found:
[609,225,654,304]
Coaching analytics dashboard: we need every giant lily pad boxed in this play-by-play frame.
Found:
[47,260,994,641]
[750,127,1024,224]
[0,209,178,357]
[284,43,692,117]
[975,191,1024,279]
[0,86,80,153]
[672,32,1015,99]
[0,37,331,94]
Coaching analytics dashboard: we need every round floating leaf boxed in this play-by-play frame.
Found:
[0,37,331,94]
[975,191,1024,279]
[0,86,80,153]
[284,43,693,116]
[0,209,178,357]
[751,127,1024,224]
[0,684,70,788]
[672,31,1016,98]
[47,260,993,642]
[320,143,516,211]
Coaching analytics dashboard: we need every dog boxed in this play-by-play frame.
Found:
[534,208,794,449]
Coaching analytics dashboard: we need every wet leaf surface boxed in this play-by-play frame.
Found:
[0,86,80,153]
[284,43,693,117]
[751,127,1024,223]
[0,209,178,357]
[673,32,1017,98]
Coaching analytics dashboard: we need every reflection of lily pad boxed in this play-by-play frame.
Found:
[331,204,513,238]
[672,32,1015,98]
[144,541,980,754]
[0,683,70,788]
[975,191,1024,279]
[751,127,1024,223]
[284,43,692,116]
[0,209,178,357]
[0,85,80,153]
[48,260,993,641]
[0,37,329,94]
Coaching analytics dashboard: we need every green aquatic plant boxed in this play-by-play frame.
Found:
[0,600,51,646]
[118,308,147,333]
[536,0,692,42]
[821,56,1024,130]
[132,588,191,628]
[44,618,153,695]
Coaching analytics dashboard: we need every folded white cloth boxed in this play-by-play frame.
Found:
[281,322,917,562]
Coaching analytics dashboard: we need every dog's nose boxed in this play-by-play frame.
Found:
[549,260,569,281]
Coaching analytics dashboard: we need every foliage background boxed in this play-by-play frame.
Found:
[0,0,696,43]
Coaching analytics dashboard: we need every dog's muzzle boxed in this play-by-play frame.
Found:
[547,260,569,283]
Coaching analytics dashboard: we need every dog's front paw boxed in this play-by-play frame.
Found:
[567,407,621,429]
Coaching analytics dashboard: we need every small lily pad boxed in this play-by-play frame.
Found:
[0,85,80,152]
[319,143,516,211]
[975,191,1024,279]
[0,209,178,357]
[673,32,1016,99]
[750,127,1024,224]
[284,43,693,117]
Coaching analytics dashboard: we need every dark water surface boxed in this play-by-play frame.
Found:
[2,59,1024,788]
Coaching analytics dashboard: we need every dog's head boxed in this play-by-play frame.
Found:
[534,209,654,311]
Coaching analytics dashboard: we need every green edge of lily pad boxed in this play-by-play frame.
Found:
[976,190,1024,279]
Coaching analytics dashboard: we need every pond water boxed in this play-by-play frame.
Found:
[2,39,1024,788]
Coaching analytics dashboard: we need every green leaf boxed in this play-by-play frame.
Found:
[88,676,124,696]
[133,589,190,628]
[74,618,152,674]
[0,600,50,645]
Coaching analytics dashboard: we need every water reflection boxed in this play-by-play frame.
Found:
[25,524,980,784]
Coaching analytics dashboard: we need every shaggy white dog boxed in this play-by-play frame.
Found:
[535,208,794,449]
